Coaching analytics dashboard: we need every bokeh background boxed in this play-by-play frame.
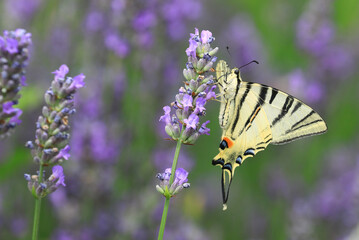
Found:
[1,0,359,239]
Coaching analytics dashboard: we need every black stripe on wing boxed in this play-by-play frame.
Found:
[271,96,294,126]
[274,128,327,144]
[287,119,324,133]
[290,101,302,115]
[269,88,278,104]
[231,83,252,134]
[291,110,315,130]
[243,86,268,132]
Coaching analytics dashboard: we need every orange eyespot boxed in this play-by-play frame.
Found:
[222,137,234,148]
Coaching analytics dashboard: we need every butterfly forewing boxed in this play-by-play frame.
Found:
[242,82,327,144]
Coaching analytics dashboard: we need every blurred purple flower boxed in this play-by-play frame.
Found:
[111,0,125,11]
[47,26,70,59]
[90,121,119,162]
[319,46,353,76]
[132,10,157,31]
[222,16,263,67]
[52,229,74,240]
[297,18,334,56]
[49,188,67,208]
[305,81,324,103]
[0,28,31,136]
[289,148,359,239]
[85,11,105,32]
[137,31,154,49]
[289,69,306,93]
[5,0,42,22]
[161,0,202,40]
[10,217,27,238]
[104,32,130,58]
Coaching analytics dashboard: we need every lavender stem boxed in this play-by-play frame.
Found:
[32,164,43,240]
[157,136,182,240]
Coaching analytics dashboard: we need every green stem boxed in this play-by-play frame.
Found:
[32,164,44,240]
[157,197,170,240]
[157,138,182,240]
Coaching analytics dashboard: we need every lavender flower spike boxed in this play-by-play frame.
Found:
[25,65,85,198]
[0,29,32,137]
[159,28,218,144]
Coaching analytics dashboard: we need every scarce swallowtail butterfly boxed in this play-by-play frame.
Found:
[213,60,327,210]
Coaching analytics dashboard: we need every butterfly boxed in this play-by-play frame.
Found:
[213,60,327,210]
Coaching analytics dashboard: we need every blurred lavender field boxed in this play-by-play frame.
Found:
[1,0,359,239]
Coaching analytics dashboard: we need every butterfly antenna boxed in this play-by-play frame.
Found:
[238,60,259,70]
[226,46,231,56]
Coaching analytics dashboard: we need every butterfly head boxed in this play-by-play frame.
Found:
[212,136,242,210]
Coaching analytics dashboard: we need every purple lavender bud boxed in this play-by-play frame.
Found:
[163,168,172,181]
[200,30,213,44]
[25,141,34,149]
[50,165,66,187]
[43,149,54,155]
[174,168,188,185]
[69,73,86,90]
[24,174,31,181]
[198,120,210,135]
[0,29,31,137]
[185,39,198,58]
[202,53,211,61]
[156,173,164,181]
[205,85,217,100]
[183,113,199,130]
[194,97,206,114]
[56,145,70,160]
[189,28,200,41]
[159,106,171,125]
[186,62,194,69]
[52,64,68,80]
[181,94,193,108]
